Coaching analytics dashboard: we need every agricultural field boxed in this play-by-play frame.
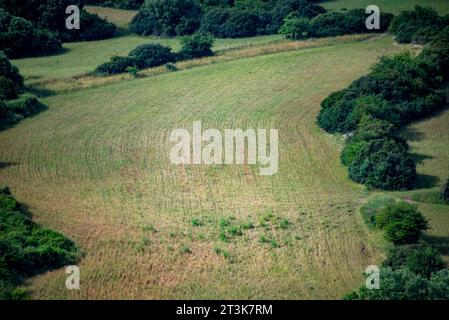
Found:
[322,0,449,14]
[1,2,449,300]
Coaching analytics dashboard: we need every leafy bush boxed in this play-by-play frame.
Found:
[280,9,393,40]
[0,52,23,92]
[130,0,201,37]
[345,267,430,300]
[0,188,78,299]
[59,10,116,42]
[94,56,139,75]
[375,202,428,244]
[0,9,62,59]
[359,196,396,228]
[441,179,449,204]
[178,34,214,60]
[383,245,445,278]
[1,95,47,130]
[1,0,116,42]
[129,44,175,68]
[165,63,177,72]
[348,138,416,190]
[389,6,448,44]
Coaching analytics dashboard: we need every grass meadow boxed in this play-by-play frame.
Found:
[322,0,449,14]
[1,3,448,299]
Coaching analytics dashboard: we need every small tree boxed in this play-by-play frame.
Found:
[178,34,214,60]
[376,202,429,244]
[441,179,449,204]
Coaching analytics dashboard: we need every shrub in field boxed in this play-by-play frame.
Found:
[178,34,214,60]
[375,202,428,244]
[0,0,116,42]
[441,179,449,204]
[129,44,175,68]
[428,269,449,299]
[0,188,78,299]
[344,267,429,300]
[0,9,62,59]
[94,56,139,75]
[0,51,23,100]
[348,138,416,190]
[130,0,201,37]
[383,245,445,278]
[165,63,177,72]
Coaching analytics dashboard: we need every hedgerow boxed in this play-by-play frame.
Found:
[0,9,62,59]
[131,0,326,38]
[0,187,78,299]
[317,7,449,191]
[0,52,46,130]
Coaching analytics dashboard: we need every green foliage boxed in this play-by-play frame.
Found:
[130,0,201,37]
[94,56,139,75]
[411,191,447,205]
[59,10,116,42]
[0,9,61,59]
[317,27,448,191]
[345,267,429,300]
[129,43,175,68]
[376,202,428,244]
[359,196,396,228]
[280,9,393,40]
[178,34,215,60]
[86,0,144,10]
[0,188,78,299]
[441,179,449,204]
[126,66,139,78]
[0,53,46,130]
[0,0,116,43]
[383,245,445,278]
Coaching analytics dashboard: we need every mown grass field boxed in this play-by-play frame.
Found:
[322,0,449,14]
[0,35,412,299]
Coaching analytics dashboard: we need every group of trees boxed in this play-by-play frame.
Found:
[346,201,449,299]
[0,52,46,130]
[317,7,449,190]
[95,33,214,75]
[130,0,327,38]
[0,0,116,58]
[0,187,78,299]
[279,8,393,40]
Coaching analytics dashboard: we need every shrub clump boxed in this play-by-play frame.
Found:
[178,34,214,60]
[129,44,175,68]
[130,0,201,37]
[59,10,116,42]
[0,9,62,59]
[94,56,139,75]
[0,188,78,299]
[279,9,393,40]
[375,202,429,245]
